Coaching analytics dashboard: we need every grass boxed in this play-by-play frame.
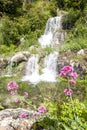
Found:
[0,75,87,109]
[59,37,87,52]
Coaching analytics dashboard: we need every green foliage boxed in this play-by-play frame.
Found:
[60,4,87,52]
[64,0,86,11]
[0,44,15,54]
[1,16,20,45]
[0,0,23,16]
[34,99,87,130]
[43,46,54,54]
[0,0,57,47]
[59,38,87,52]
[0,105,4,110]
[62,9,81,29]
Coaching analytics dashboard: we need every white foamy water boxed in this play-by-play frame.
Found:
[21,15,66,84]
[40,52,58,82]
[38,16,64,48]
[21,54,40,84]
[38,32,53,48]
[22,52,58,84]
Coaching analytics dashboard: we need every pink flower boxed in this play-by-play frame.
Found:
[66,89,73,96]
[11,90,17,95]
[24,92,28,98]
[60,66,74,77]
[7,81,18,95]
[69,79,76,85]
[38,106,47,115]
[61,66,74,74]
[71,72,78,79]
[20,113,27,118]
[32,113,37,118]
[7,81,18,91]
[59,71,67,77]
[64,88,73,96]
[64,88,68,94]
[15,98,20,103]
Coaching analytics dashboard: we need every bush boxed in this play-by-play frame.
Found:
[1,16,20,46]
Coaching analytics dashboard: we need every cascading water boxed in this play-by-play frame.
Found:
[38,16,65,48]
[22,52,58,84]
[40,52,58,82]
[22,15,65,84]
[21,54,40,84]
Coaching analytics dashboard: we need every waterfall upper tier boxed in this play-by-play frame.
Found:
[38,16,66,48]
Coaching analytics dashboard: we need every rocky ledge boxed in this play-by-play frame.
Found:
[0,108,40,130]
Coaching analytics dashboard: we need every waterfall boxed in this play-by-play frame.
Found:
[21,54,40,84]
[22,15,65,84]
[22,52,58,84]
[40,52,58,82]
[38,16,65,48]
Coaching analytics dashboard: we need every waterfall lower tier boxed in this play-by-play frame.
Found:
[21,54,40,84]
[22,52,58,84]
[40,52,58,82]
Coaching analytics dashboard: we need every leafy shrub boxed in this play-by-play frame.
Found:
[35,66,87,130]
[0,0,23,16]
[1,16,20,46]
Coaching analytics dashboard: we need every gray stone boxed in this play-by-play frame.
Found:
[0,108,40,130]
[10,51,30,65]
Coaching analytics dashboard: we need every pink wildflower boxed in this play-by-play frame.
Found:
[69,79,76,85]
[64,88,68,94]
[66,89,73,96]
[61,66,74,74]
[11,90,17,95]
[60,66,74,77]
[7,81,18,91]
[59,71,67,77]
[7,81,18,95]
[24,92,28,98]
[32,113,37,118]
[15,98,20,103]
[20,113,27,118]
[64,88,73,96]
[71,72,78,79]
[38,106,47,115]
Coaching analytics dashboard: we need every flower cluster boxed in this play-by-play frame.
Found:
[24,92,28,98]
[60,65,78,78]
[60,65,78,85]
[7,81,18,95]
[20,113,27,118]
[60,65,78,96]
[38,106,47,115]
[15,98,20,103]
[64,88,73,96]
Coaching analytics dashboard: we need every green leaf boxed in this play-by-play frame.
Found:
[62,123,72,130]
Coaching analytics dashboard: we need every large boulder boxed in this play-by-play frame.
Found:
[0,108,40,130]
[10,51,30,66]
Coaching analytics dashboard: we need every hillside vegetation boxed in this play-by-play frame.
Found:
[0,0,87,54]
[0,1,87,129]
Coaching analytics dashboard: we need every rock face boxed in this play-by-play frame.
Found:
[0,108,40,130]
[10,51,30,66]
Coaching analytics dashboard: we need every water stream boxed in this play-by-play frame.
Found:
[22,15,65,84]
[38,16,65,48]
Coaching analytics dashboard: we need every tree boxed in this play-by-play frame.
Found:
[0,0,23,16]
